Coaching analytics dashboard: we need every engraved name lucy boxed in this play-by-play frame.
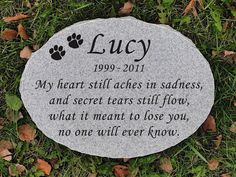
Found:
[87,33,151,62]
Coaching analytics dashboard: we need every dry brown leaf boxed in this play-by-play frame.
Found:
[220,50,236,63]
[221,173,231,177]
[1,29,18,41]
[234,101,236,107]
[223,50,236,58]
[88,173,97,177]
[208,159,219,171]
[36,159,52,175]
[9,164,26,176]
[192,6,198,17]
[119,1,133,15]
[16,164,26,175]
[0,148,12,161]
[18,124,36,141]
[3,13,29,22]
[229,122,236,133]
[183,0,203,16]
[183,0,195,16]
[113,165,129,177]
[17,24,29,40]
[0,118,4,129]
[0,140,14,150]
[20,46,32,59]
[213,135,222,149]
[198,0,204,8]
[160,157,173,174]
[202,115,216,132]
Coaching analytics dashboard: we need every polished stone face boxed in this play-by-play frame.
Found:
[20,17,214,158]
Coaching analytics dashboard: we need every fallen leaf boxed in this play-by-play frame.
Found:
[221,174,231,177]
[9,164,26,176]
[208,159,219,170]
[183,0,195,16]
[183,0,203,16]
[0,148,12,161]
[18,124,36,142]
[192,6,198,17]
[1,29,18,41]
[119,1,133,15]
[113,165,129,177]
[213,135,222,149]
[214,50,236,60]
[3,13,29,22]
[198,0,204,8]
[202,115,216,132]
[221,50,236,63]
[16,164,26,174]
[234,101,236,107]
[20,46,32,59]
[0,140,14,150]
[223,50,236,58]
[36,159,52,175]
[229,122,236,133]
[88,173,97,177]
[17,24,29,40]
[160,157,173,174]
[0,118,4,129]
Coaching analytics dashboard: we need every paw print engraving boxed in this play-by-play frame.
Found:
[67,33,83,49]
[49,45,66,60]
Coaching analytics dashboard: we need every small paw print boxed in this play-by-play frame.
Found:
[67,33,83,49]
[49,45,66,60]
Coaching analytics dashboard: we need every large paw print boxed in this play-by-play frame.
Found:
[67,33,83,49]
[49,45,66,60]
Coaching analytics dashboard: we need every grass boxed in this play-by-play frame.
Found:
[0,0,236,176]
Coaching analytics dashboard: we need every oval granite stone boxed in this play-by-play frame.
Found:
[20,17,214,158]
